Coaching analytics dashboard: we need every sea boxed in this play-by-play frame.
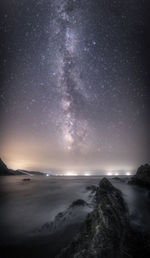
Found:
[0,174,150,255]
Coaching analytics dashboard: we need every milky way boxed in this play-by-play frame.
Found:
[52,0,89,152]
[0,0,149,170]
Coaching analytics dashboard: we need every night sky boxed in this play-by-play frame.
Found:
[0,0,150,172]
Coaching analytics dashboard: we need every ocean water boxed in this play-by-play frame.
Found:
[0,175,150,245]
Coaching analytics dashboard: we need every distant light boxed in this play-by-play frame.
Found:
[65,171,78,176]
[107,172,112,176]
[46,173,49,176]
[126,172,131,176]
[115,173,119,176]
[84,173,91,176]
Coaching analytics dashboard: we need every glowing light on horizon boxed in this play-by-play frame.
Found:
[126,172,131,176]
[65,171,78,176]
[115,172,119,176]
[84,172,91,176]
[107,172,112,176]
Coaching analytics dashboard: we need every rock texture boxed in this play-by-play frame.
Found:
[130,164,150,187]
[57,178,128,258]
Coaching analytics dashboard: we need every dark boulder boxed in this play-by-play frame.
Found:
[86,185,98,193]
[130,164,150,187]
[22,178,31,181]
[69,199,88,208]
[57,178,128,258]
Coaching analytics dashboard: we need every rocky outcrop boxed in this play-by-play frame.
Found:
[0,158,11,175]
[0,158,23,175]
[0,158,43,176]
[57,178,128,258]
[130,164,150,187]
[35,199,92,236]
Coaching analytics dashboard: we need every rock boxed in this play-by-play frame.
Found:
[69,199,88,208]
[129,164,150,187]
[112,176,125,182]
[35,199,92,235]
[112,176,120,180]
[57,178,128,258]
[0,158,11,175]
[86,185,98,193]
[22,178,31,181]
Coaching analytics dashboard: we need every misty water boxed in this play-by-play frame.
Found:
[0,175,150,246]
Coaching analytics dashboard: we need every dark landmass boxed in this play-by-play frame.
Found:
[0,158,45,176]
[129,164,150,187]
[0,158,13,175]
[17,170,45,176]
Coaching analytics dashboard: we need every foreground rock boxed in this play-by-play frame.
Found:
[130,164,150,187]
[35,199,92,236]
[57,178,128,258]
